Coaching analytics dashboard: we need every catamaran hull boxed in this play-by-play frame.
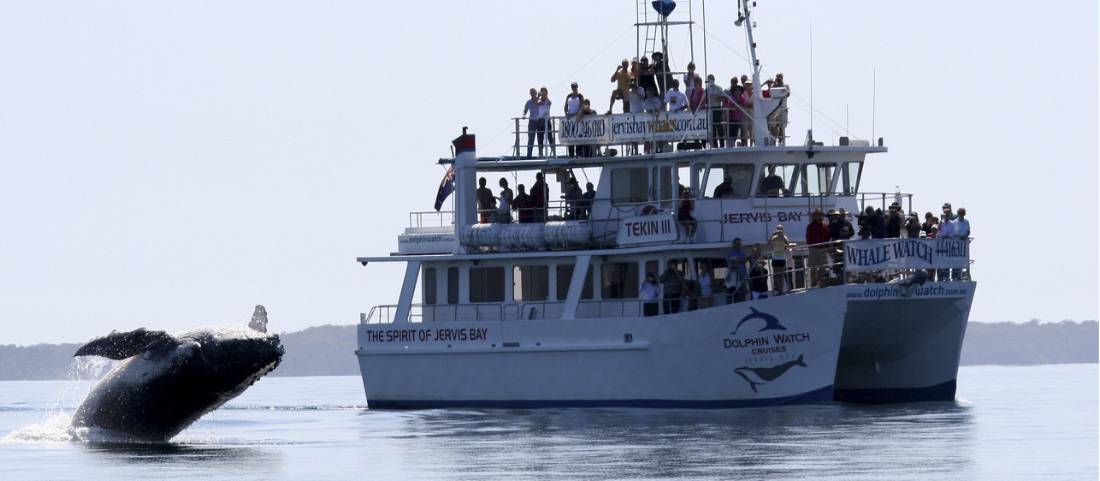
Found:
[833,281,976,403]
[357,288,847,409]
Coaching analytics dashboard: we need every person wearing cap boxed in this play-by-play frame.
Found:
[651,51,670,97]
[607,59,632,114]
[564,83,586,157]
[768,225,792,295]
[806,209,831,287]
[885,202,903,238]
[737,80,755,146]
[939,203,957,238]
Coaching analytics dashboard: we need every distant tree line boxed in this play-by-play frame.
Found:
[0,321,1095,381]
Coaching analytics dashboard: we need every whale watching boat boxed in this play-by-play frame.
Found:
[355,0,975,408]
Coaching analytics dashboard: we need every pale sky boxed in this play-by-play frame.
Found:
[0,0,1096,345]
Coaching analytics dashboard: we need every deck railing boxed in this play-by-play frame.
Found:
[361,237,972,324]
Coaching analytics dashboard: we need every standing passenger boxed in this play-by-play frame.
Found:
[607,59,632,114]
[535,87,554,157]
[651,52,670,96]
[522,88,539,158]
[665,79,688,112]
[659,265,684,314]
[579,182,596,220]
[640,272,660,317]
[530,172,548,222]
[768,225,792,295]
[805,209,830,287]
[496,178,513,224]
[683,62,701,99]
[513,184,532,223]
[476,177,496,224]
[726,238,750,302]
[697,263,714,309]
[564,83,585,157]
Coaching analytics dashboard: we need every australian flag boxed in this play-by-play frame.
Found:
[433,166,455,211]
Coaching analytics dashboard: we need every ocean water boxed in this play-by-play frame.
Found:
[0,364,1095,480]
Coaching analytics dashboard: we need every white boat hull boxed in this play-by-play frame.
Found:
[833,281,976,403]
[357,288,847,408]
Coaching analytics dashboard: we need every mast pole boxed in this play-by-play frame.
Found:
[741,0,772,146]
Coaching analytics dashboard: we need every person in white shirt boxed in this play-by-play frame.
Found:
[643,88,663,113]
[564,82,585,157]
[534,87,554,157]
[665,79,688,112]
[938,202,957,238]
[640,272,660,317]
[495,178,513,224]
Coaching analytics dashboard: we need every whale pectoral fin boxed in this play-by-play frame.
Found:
[73,328,174,360]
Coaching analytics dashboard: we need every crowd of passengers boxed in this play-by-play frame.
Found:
[636,202,972,316]
[475,173,596,224]
[521,54,790,158]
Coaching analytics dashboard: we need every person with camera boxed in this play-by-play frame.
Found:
[606,59,632,114]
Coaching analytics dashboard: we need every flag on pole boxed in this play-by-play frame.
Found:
[433,166,455,211]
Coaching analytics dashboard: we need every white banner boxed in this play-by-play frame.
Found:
[617,212,679,246]
[843,238,969,272]
[559,112,709,146]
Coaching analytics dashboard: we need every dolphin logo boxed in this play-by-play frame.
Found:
[733,354,807,393]
[732,307,787,335]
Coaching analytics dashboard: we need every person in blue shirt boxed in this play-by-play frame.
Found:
[726,238,750,302]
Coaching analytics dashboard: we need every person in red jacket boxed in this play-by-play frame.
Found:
[805,209,831,287]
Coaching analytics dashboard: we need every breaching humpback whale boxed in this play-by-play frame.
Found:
[71,312,283,442]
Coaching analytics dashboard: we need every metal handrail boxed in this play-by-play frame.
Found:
[362,237,973,324]
[510,106,796,159]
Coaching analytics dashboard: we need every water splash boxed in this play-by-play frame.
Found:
[0,413,84,443]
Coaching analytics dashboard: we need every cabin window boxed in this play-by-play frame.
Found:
[601,262,639,299]
[555,264,593,300]
[469,266,505,303]
[703,164,754,198]
[513,265,549,302]
[656,165,674,202]
[697,258,727,285]
[644,260,659,279]
[798,163,836,196]
[841,161,863,195]
[758,164,797,197]
[611,167,648,205]
[447,267,459,304]
[423,267,437,305]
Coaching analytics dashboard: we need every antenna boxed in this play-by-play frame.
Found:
[845,104,849,137]
[809,22,814,142]
[872,69,877,143]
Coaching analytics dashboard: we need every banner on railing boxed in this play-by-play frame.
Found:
[843,238,969,272]
[558,112,709,145]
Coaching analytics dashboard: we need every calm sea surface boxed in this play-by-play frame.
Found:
[0,364,1095,480]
